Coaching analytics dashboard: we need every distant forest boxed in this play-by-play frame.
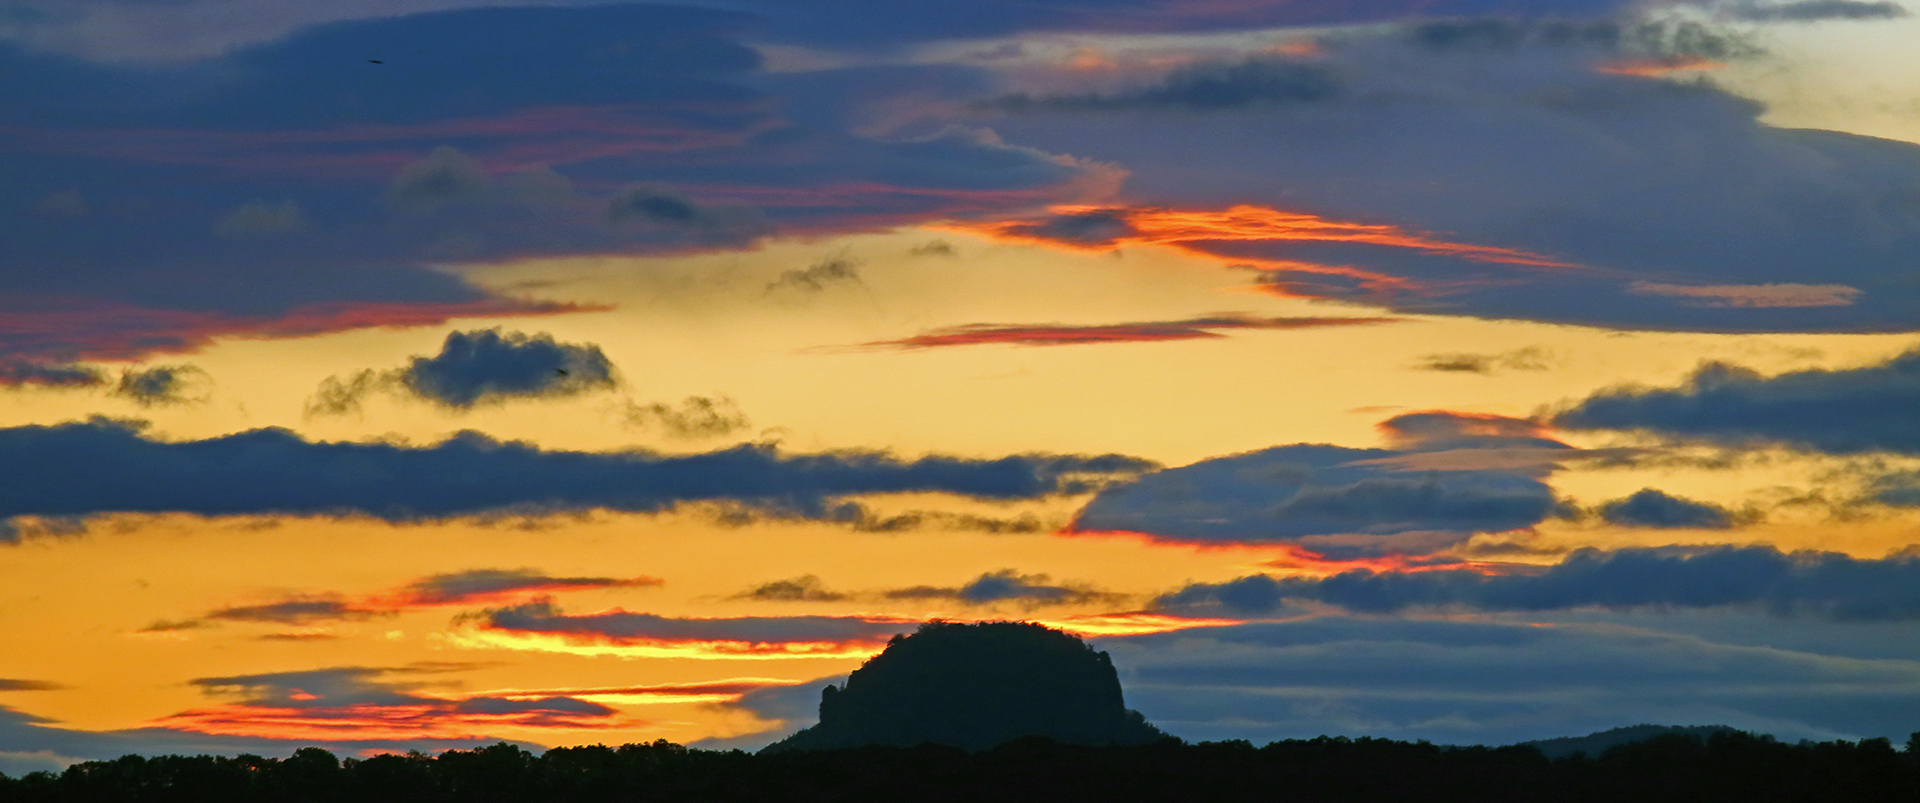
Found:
[4,730,1918,803]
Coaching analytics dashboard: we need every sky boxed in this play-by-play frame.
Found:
[5,0,1920,774]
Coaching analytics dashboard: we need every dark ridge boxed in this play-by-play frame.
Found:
[763,620,1165,753]
[5,730,1920,802]
[1524,724,1744,759]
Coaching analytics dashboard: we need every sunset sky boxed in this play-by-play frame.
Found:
[6,0,1920,774]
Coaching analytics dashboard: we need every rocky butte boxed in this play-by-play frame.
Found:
[763,620,1166,753]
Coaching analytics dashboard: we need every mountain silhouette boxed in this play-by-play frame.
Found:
[1522,724,1745,759]
[763,620,1166,753]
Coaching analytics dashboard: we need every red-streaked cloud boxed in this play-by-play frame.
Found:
[144,570,663,635]
[149,666,630,741]
[852,314,1399,350]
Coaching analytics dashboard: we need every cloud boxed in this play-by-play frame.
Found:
[0,680,60,692]
[855,315,1399,350]
[976,20,1920,333]
[1626,282,1862,308]
[457,600,912,658]
[1726,0,1909,21]
[157,665,622,741]
[0,361,103,389]
[881,569,1126,608]
[1416,347,1550,374]
[711,500,1055,534]
[398,329,615,409]
[1102,616,1920,745]
[1551,348,1920,454]
[110,364,210,407]
[1596,488,1739,529]
[764,256,863,295]
[1070,433,1561,555]
[732,575,851,603]
[1157,545,1920,620]
[205,596,385,626]
[607,184,773,248]
[994,58,1340,112]
[0,417,1151,523]
[145,569,662,634]
[0,664,558,764]
[382,569,661,607]
[620,397,751,439]
[213,199,310,239]
[308,329,617,414]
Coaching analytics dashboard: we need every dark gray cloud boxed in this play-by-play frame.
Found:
[620,396,751,439]
[472,600,911,645]
[995,59,1339,113]
[732,575,851,603]
[399,329,615,409]
[204,596,384,625]
[714,500,1054,534]
[1597,488,1738,528]
[110,364,209,407]
[0,417,1149,523]
[1416,347,1550,374]
[0,361,103,389]
[765,256,863,295]
[606,184,773,248]
[1158,545,1920,620]
[1727,0,1908,21]
[1405,17,1756,58]
[1101,616,1920,745]
[880,569,1125,608]
[390,569,660,606]
[1552,348,1920,454]
[0,680,60,692]
[308,329,617,414]
[1071,439,1559,555]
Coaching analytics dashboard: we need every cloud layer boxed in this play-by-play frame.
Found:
[0,418,1151,527]
[1553,348,1920,454]
[1159,545,1920,620]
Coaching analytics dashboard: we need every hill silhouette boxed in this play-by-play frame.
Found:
[1523,724,1743,760]
[763,620,1165,753]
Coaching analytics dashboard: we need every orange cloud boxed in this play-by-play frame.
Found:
[1595,56,1724,77]
[958,204,1576,268]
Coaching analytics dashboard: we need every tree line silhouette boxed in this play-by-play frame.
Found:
[4,729,1918,803]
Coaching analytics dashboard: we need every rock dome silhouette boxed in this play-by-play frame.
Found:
[763,620,1166,753]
